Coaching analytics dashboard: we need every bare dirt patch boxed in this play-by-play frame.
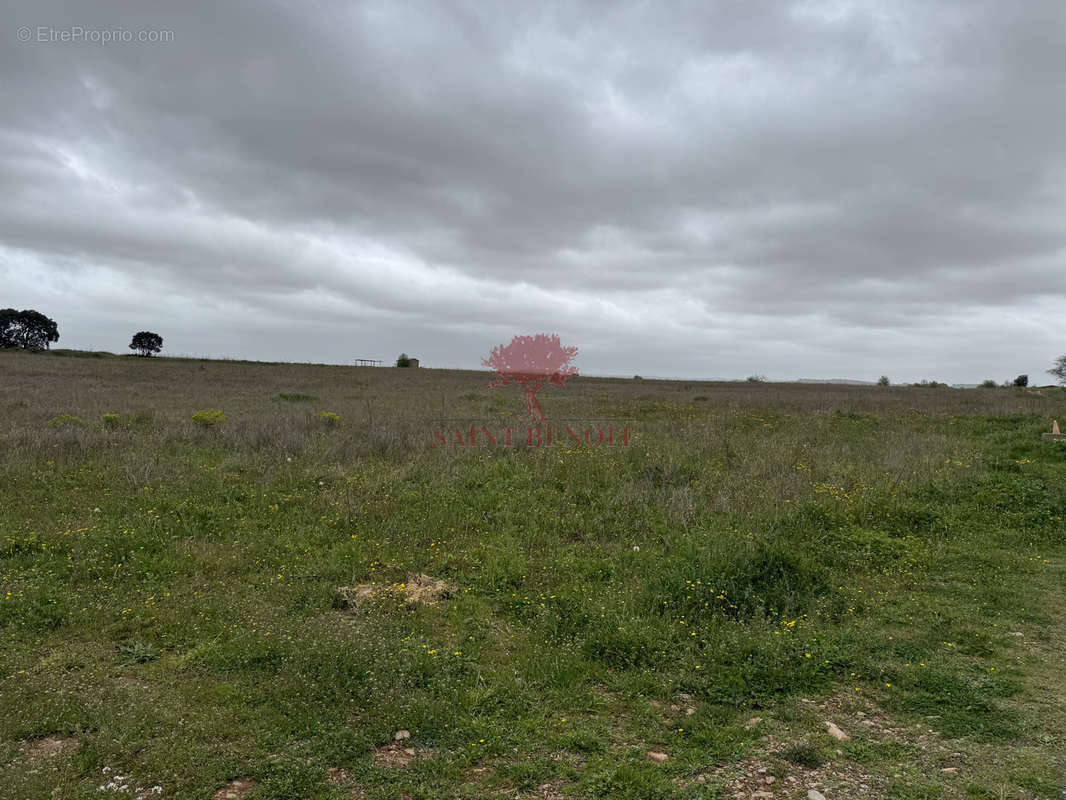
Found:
[213,778,258,799]
[21,736,77,760]
[372,743,433,768]
[337,574,457,611]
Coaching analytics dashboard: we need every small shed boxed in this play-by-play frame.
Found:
[408,358,419,368]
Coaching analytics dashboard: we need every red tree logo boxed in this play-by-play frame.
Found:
[482,334,579,422]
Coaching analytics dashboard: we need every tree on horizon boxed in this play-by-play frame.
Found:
[0,309,59,350]
[129,331,163,357]
[1049,356,1066,386]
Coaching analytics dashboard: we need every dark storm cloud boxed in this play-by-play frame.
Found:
[2,0,1064,381]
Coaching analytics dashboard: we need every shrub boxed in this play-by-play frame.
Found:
[781,742,825,768]
[878,375,890,386]
[396,353,411,367]
[102,413,122,428]
[1014,374,1028,387]
[318,411,341,425]
[48,413,84,427]
[746,374,767,383]
[192,409,226,427]
[980,379,998,389]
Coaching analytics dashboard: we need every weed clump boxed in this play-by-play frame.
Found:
[48,413,84,427]
[192,409,226,427]
[780,742,825,768]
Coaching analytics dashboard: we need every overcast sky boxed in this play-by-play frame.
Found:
[3,1,1064,382]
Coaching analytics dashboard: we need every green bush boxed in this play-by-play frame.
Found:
[318,410,341,425]
[102,413,122,428]
[191,409,226,427]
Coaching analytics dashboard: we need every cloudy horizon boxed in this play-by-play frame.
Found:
[3,1,1065,384]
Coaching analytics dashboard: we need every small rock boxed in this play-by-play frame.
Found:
[394,730,411,742]
[941,767,957,774]
[765,776,776,785]
[825,721,849,741]
[744,717,763,729]
[647,751,669,763]
[808,790,827,800]
[753,793,773,799]
[403,747,415,756]
[1008,632,1023,637]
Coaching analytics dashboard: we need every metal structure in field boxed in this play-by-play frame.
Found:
[354,359,384,366]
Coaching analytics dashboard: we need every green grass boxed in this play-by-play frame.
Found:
[2,351,1066,798]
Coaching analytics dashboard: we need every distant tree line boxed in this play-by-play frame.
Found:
[6,306,1066,387]
[1,309,165,357]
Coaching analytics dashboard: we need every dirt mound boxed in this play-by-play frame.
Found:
[337,574,457,610]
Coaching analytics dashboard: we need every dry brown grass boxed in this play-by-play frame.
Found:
[4,349,1061,523]
[3,350,1061,448]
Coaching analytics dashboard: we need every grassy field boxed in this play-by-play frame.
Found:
[2,349,1066,799]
